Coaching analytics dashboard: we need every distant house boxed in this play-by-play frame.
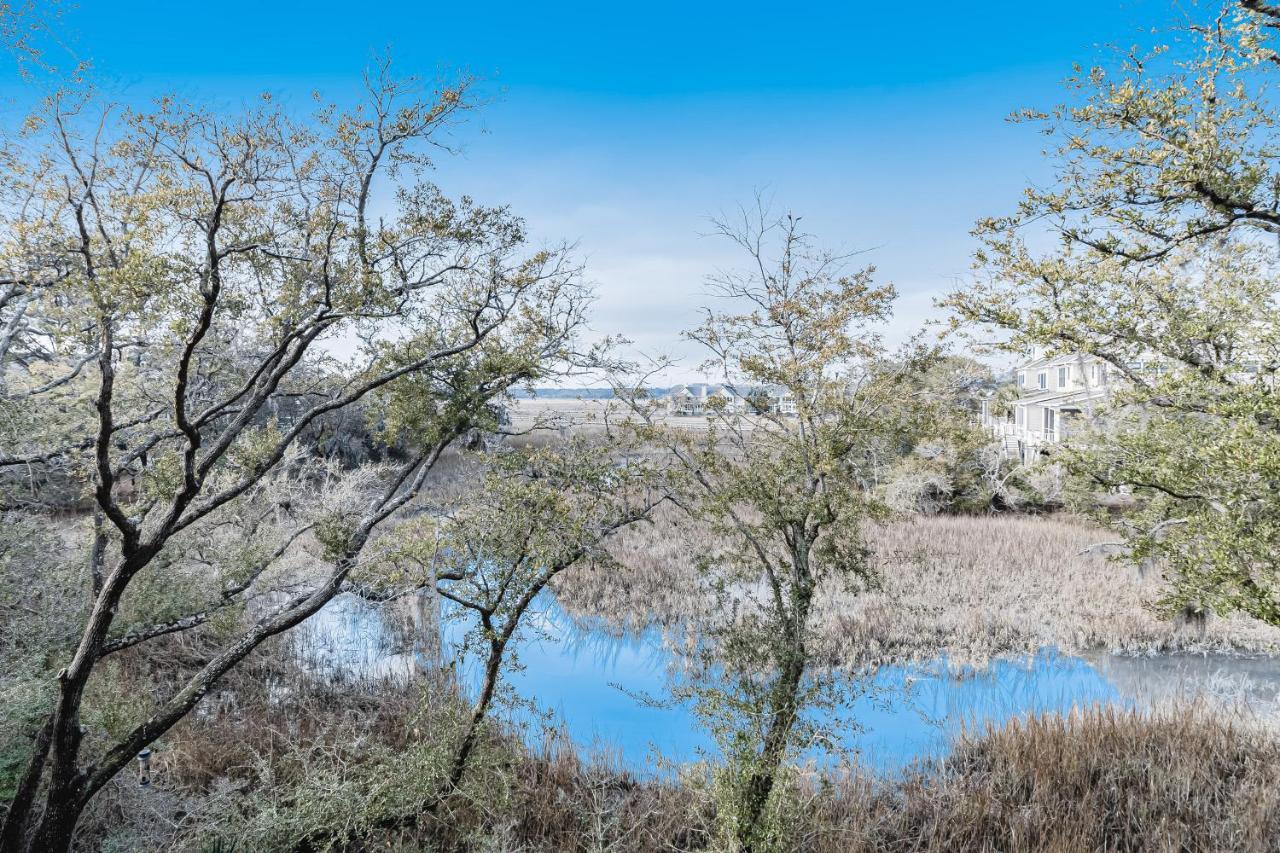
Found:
[707,385,746,413]
[667,383,744,416]
[667,384,701,416]
[764,385,797,416]
[665,382,794,417]
[983,350,1276,458]
[978,353,1112,460]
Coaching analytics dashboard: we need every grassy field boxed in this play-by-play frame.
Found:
[559,509,1280,668]
[504,397,775,438]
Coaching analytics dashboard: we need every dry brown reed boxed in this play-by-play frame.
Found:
[831,514,1280,668]
[560,509,1280,670]
[835,703,1280,852]
[92,690,1280,852]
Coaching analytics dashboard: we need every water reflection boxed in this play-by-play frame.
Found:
[299,593,1278,773]
[1087,651,1280,709]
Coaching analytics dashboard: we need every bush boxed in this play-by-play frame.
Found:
[880,453,954,516]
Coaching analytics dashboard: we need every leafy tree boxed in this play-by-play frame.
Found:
[875,355,1037,515]
[945,0,1280,622]
[0,61,594,850]
[393,436,668,799]
[621,203,932,851]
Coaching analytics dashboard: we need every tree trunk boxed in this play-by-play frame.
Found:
[0,717,53,852]
[5,550,146,853]
[736,646,807,852]
[446,637,506,792]
[735,573,814,853]
[25,795,84,853]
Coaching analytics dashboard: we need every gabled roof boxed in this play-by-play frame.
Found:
[664,382,794,401]
[667,383,737,399]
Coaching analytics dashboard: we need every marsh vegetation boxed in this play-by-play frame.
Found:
[583,509,1280,667]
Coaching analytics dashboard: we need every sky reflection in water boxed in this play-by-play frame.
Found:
[303,593,1150,773]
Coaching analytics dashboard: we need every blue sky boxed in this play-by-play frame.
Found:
[13,0,1167,376]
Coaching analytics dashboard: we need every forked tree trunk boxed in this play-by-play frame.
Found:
[4,547,369,853]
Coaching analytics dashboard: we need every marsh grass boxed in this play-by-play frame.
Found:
[563,509,1280,669]
[68,506,1280,851]
[838,703,1280,853]
[84,668,1280,852]
[829,514,1280,668]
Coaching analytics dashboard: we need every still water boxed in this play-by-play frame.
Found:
[298,593,1280,773]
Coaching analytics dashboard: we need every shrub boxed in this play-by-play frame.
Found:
[880,454,954,516]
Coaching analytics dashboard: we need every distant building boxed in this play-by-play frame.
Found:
[985,350,1279,461]
[979,353,1110,460]
[667,384,709,416]
[664,383,795,417]
[756,385,797,416]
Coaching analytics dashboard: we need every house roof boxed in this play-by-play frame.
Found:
[1019,352,1100,372]
[667,382,737,399]
[665,382,788,400]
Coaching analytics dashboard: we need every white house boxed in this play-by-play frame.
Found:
[667,384,702,416]
[708,385,746,413]
[761,385,797,416]
[667,383,745,416]
[981,350,1277,460]
[664,383,792,417]
[979,353,1111,459]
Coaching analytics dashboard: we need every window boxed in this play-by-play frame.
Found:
[1016,407,1024,426]
[1044,409,1056,437]
[1058,366,1068,388]
[1019,371,1027,388]
[1037,372,1046,389]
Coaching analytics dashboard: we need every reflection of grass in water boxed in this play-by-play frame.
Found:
[811,649,1125,773]
[292,594,440,684]
[909,652,1121,751]
[1089,651,1280,726]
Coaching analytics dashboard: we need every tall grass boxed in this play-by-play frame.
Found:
[841,703,1280,852]
[66,500,1280,851]
[829,515,1280,668]
[562,509,1280,668]
[85,686,1280,851]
